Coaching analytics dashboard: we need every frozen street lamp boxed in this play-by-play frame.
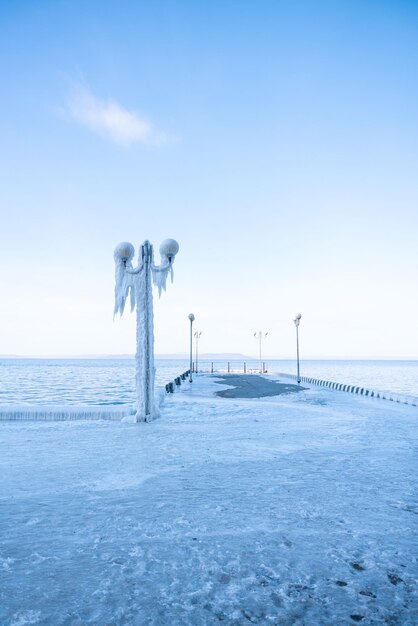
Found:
[114,238,179,422]
[188,313,195,382]
[254,331,268,374]
[293,313,302,383]
[194,330,202,374]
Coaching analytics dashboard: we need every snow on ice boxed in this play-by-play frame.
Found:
[0,375,417,625]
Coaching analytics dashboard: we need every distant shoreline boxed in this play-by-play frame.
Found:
[0,355,417,362]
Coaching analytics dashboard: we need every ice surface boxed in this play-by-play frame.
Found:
[0,404,135,421]
[1,376,417,625]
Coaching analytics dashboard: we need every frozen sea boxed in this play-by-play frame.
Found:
[1,374,417,625]
[0,358,417,406]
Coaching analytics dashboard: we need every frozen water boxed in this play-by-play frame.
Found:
[1,375,417,625]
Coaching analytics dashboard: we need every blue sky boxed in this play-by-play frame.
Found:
[0,0,417,358]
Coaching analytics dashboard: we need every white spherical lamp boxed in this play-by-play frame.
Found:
[160,239,179,261]
[114,242,135,262]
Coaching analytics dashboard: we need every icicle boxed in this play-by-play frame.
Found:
[150,241,178,299]
[130,279,135,312]
[114,257,135,317]
[113,242,136,317]
[152,264,170,297]
[0,405,136,421]
[114,255,125,316]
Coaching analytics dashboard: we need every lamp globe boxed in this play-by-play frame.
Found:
[160,239,179,262]
[114,242,135,263]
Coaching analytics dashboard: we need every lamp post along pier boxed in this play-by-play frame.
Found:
[254,331,268,374]
[114,238,179,422]
[188,313,195,382]
[293,313,302,383]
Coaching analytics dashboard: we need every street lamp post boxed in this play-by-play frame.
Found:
[114,238,179,422]
[254,331,268,374]
[188,313,195,382]
[293,313,302,383]
[194,331,202,374]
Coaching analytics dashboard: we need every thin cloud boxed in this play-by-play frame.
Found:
[66,87,167,146]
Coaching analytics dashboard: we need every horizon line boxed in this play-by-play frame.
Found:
[0,354,417,361]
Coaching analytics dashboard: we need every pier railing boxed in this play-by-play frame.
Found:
[190,361,269,374]
[278,372,417,408]
[162,362,268,395]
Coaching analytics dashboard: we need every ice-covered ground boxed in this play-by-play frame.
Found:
[1,375,417,625]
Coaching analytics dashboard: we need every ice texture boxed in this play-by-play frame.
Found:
[1,376,418,625]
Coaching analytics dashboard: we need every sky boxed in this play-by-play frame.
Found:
[0,0,417,359]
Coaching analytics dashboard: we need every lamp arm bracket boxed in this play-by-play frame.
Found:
[151,260,171,273]
[125,262,144,275]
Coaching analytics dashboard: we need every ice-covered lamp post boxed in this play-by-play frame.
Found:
[114,238,179,422]
[188,313,195,383]
[293,313,302,383]
[254,331,268,374]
